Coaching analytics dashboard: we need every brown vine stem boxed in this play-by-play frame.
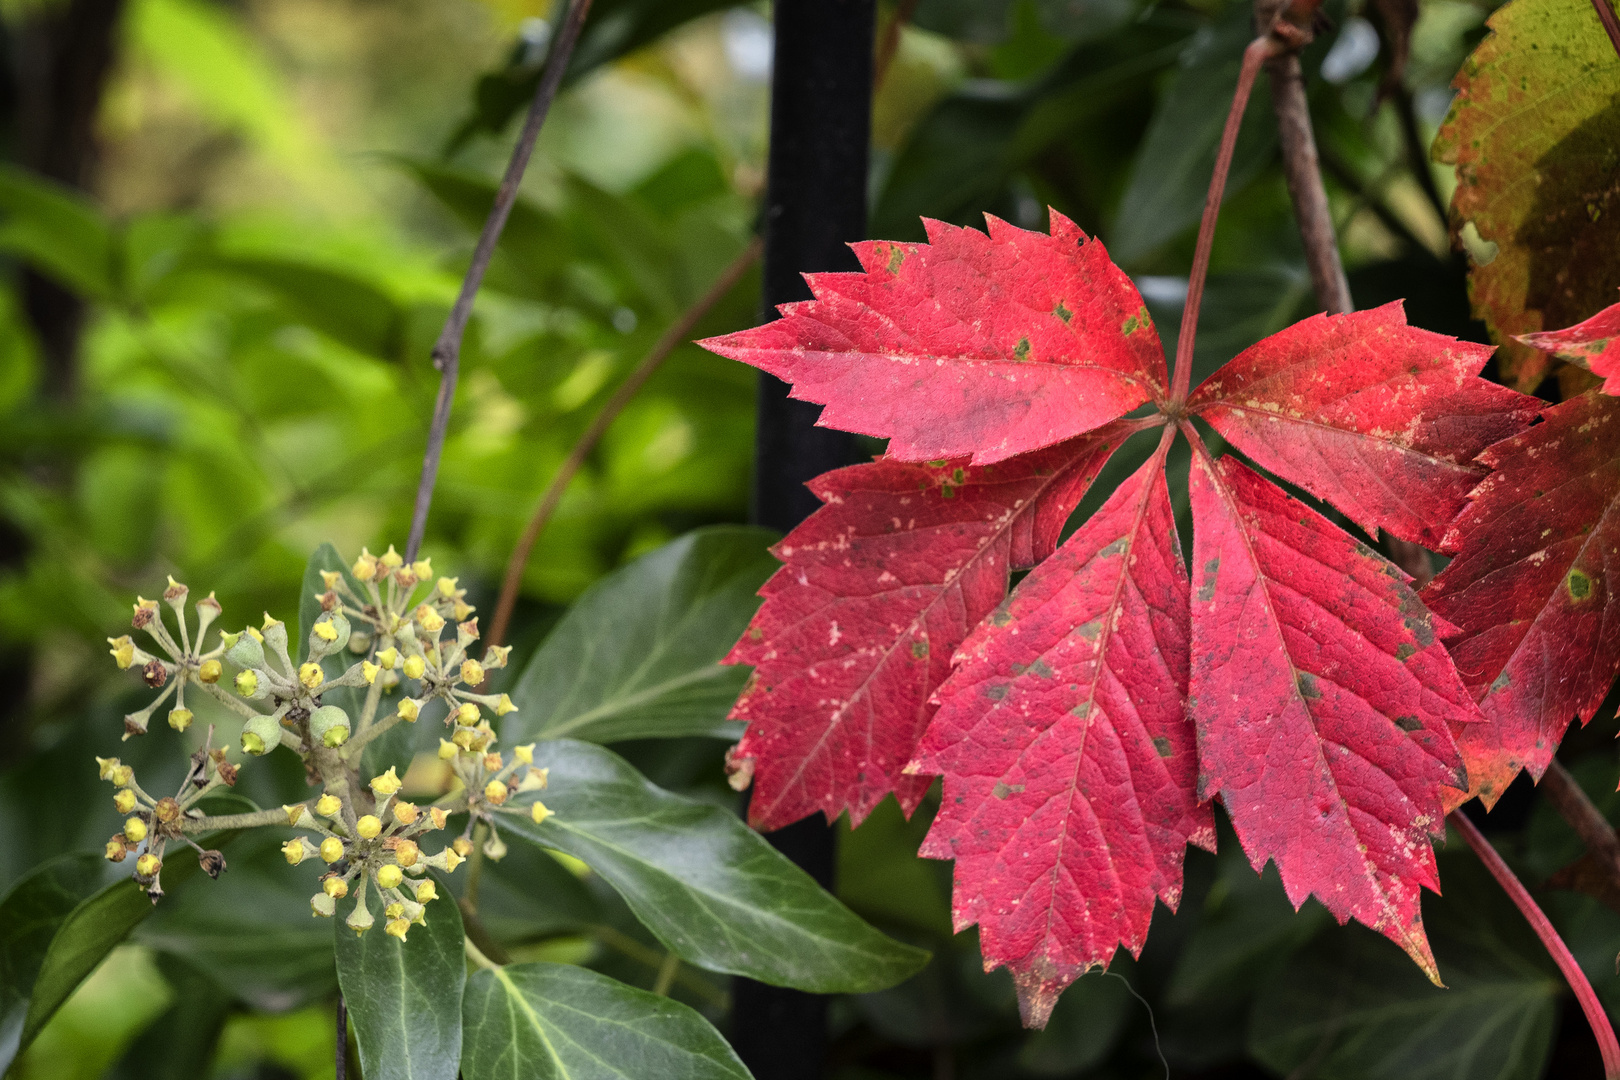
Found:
[1451,810,1620,1078]
[1168,34,1280,404]
[483,235,763,650]
[1592,0,1620,59]
[404,0,596,562]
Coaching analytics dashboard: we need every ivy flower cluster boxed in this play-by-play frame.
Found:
[99,546,552,938]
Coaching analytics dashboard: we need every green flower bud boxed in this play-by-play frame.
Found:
[226,633,265,670]
[241,713,283,756]
[311,892,336,918]
[309,705,351,748]
[261,615,290,661]
[346,899,374,935]
[308,612,351,660]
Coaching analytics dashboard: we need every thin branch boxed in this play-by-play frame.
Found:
[1391,87,1448,224]
[178,805,306,833]
[1169,35,1279,404]
[405,0,597,561]
[484,235,763,649]
[1593,0,1620,59]
[336,994,348,1080]
[1451,810,1620,1078]
[1316,147,1445,265]
[1541,759,1620,886]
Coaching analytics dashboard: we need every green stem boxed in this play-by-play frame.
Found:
[197,680,268,722]
[179,806,300,833]
[652,952,680,997]
[341,709,402,759]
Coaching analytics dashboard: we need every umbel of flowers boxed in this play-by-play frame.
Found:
[99,546,553,939]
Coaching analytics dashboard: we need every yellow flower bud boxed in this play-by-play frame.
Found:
[385,918,410,940]
[402,654,426,680]
[453,599,474,621]
[135,853,162,877]
[107,636,135,670]
[438,738,458,760]
[97,756,120,781]
[414,605,445,634]
[317,793,343,817]
[459,659,485,685]
[454,702,480,726]
[356,815,382,840]
[123,817,148,843]
[452,836,473,858]
[370,767,402,796]
[398,698,420,723]
[235,670,259,696]
[283,838,312,865]
[324,875,349,899]
[429,808,449,830]
[384,902,404,919]
[495,694,517,717]
[321,570,343,590]
[154,797,180,824]
[168,707,193,732]
[441,847,465,872]
[393,839,420,868]
[104,839,127,862]
[484,645,512,669]
[436,576,458,598]
[377,646,398,670]
[114,789,137,814]
[380,545,404,569]
[484,779,509,806]
[375,864,404,890]
[320,837,345,863]
[393,801,420,826]
[414,879,438,903]
[518,767,549,793]
[482,752,503,772]
[111,764,133,788]
[530,800,554,825]
[362,661,379,685]
[353,550,377,581]
[412,559,432,580]
[452,728,479,752]
[246,625,263,643]
[298,662,324,690]
[514,743,535,765]
[314,621,338,643]
[283,804,306,825]
[198,659,222,684]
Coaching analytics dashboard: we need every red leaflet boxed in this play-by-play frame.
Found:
[698,213,1166,464]
[1186,449,1476,979]
[1518,298,1620,396]
[726,430,1126,831]
[1423,390,1620,807]
[708,211,1529,1024]
[1188,303,1536,549]
[913,442,1212,1026]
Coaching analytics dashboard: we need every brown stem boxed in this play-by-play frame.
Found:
[1542,759,1620,883]
[404,0,596,562]
[1169,35,1278,404]
[484,236,763,650]
[1266,50,1352,316]
[1592,0,1620,59]
[1452,810,1620,1078]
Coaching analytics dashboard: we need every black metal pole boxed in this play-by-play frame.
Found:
[731,1,875,1077]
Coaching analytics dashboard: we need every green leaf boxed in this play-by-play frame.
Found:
[497,739,929,993]
[1247,852,1561,1080]
[106,954,233,1080]
[334,872,465,1080]
[461,962,752,1080]
[1108,3,1276,265]
[508,526,778,744]
[0,853,109,1071]
[0,166,117,300]
[217,256,405,360]
[18,848,207,1063]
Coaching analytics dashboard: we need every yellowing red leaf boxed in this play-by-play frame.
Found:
[1423,390,1620,807]
[698,214,1166,464]
[1187,303,1536,549]
[912,442,1212,1026]
[1187,448,1477,980]
[726,428,1128,830]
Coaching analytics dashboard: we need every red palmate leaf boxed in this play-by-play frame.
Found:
[726,428,1128,830]
[1185,448,1476,979]
[705,212,1529,1024]
[1422,390,1620,807]
[698,213,1166,464]
[912,441,1213,1026]
[1187,303,1537,548]
[1518,297,1620,395]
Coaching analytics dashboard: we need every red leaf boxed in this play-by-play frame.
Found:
[697,213,1166,464]
[727,427,1129,830]
[1422,389,1620,807]
[1187,303,1537,549]
[912,443,1213,1026]
[1187,449,1477,980]
[1518,298,1620,395]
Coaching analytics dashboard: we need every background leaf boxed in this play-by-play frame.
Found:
[0,852,109,1071]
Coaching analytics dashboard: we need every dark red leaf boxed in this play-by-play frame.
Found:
[697,213,1166,464]
[726,427,1130,831]
[912,441,1212,1026]
[1187,303,1537,549]
[1518,298,1620,396]
[1423,389,1620,807]
[1187,448,1477,980]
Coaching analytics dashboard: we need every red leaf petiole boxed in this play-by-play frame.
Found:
[1451,810,1620,1078]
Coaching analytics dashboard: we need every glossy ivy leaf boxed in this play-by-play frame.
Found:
[1433,0,1620,391]
[0,852,108,1071]
[728,432,1121,830]
[1423,389,1620,807]
[699,213,1165,464]
[461,962,751,1080]
[1247,854,1561,1080]
[498,739,929,993]
[1518,297,1620,394]
[707,212,1528,1024]
[334,872,465,1080]
[507,527,779,744]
